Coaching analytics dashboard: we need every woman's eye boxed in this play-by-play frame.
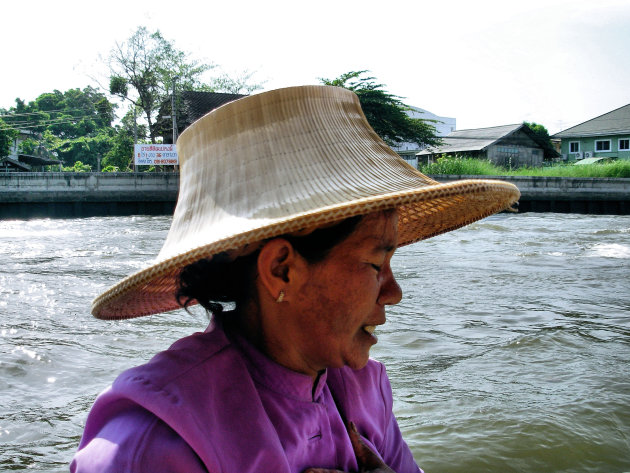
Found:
[370,264,382,272]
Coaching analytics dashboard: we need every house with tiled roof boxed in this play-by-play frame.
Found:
[552,104,630,162]
[157,91,246,143]
[418,123,559,168]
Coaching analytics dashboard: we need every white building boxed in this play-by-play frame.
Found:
[391,106,456,167]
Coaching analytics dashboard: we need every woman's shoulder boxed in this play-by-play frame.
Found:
[114,324,233,390]
[71,404,207,472]
[74,325,258,472]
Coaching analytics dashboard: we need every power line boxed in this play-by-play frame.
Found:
[3,112,101,123]
[0,107,102,118]
[2,113,103,128]
[0,117,110,131]
[0,110,112,127]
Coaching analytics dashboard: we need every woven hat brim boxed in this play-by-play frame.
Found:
[92,179,519,320]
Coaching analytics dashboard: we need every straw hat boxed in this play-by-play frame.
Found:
[93,85,520,320]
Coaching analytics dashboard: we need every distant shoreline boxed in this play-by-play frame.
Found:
[1,172,628,218]
[429,174,630,214]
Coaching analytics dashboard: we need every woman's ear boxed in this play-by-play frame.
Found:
[257,238,304,302]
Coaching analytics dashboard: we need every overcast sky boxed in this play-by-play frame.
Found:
[3,0,629,134]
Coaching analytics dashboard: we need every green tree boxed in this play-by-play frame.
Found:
[108,27,215,143]
[108,26,264,145]
[208,70,264,95]
[62,160,92,172]
[2,98,48,136]
[101,126,135,171]
[524,121,551,143]
[104,107,148,171]
[2,87,118,168]
[320,71,440,148]
[18,137,39,155]
[40,88,115,167]
[524,121,556,160]
[0,117,18,157]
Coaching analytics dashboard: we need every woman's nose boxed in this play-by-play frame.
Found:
[378,266,402,306]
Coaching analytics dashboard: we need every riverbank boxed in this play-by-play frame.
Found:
[0,172,178,218]
[1,172,629,217]
[431,174,630,214]
[419,156,630,178]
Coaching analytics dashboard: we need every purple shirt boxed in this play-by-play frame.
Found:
[71,319,421,473]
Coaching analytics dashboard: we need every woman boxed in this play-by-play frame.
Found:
[71,86,519,472]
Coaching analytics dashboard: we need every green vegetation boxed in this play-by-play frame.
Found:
[2,29,627,180]
[0,118,18,156]
[0,26,262,171]
[320,71,440,148]
[420,155,500,175]
[420,155,630,178]
[523,121,551,145]
[0,87,127,170]
[522,121,558,160]
[108,26,263,144]
[62,160,92,172]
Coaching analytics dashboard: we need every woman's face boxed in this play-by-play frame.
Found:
[289,211,402,375]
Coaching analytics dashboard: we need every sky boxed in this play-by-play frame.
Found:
[3,0,630,135]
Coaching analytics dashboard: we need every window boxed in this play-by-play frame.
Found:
[569,142,580,153]
[619,139,630,151]
[496,146,519,158]
[595,140,611,152]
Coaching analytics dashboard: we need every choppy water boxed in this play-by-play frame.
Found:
[0,213,628,472]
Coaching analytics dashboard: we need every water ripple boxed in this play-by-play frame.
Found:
[1,213,630,472]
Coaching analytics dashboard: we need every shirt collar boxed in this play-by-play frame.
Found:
[228,326,328,402]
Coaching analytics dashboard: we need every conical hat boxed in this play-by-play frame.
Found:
[92,85,519,319]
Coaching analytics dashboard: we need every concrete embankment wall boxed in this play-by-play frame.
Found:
[430,174,630,214]
[0,172,178,218]
[1,172,629,218]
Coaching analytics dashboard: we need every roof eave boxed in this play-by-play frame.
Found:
[553,129,630,139]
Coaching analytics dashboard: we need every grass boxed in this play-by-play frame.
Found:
[419,155,630,178]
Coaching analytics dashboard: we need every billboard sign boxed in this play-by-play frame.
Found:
[134,144,178,166]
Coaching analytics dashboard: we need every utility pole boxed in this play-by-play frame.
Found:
[171,76,179,145]
[171,76,179,172]
[133,105,138,173]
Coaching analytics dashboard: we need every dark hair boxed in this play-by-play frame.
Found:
[176,215,363,316]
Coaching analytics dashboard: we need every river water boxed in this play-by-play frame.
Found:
[0,213,629,472]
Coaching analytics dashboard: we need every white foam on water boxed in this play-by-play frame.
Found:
[587,243,630,259]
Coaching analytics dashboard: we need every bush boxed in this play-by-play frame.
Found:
[63,161,92,172]
[420,155,503,175]
[419,155,630,178]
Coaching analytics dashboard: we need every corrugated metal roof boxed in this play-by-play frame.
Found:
[418,124,523,155]
[573,156,614,165]
[18,154,61,166]
[553,104,630,138]
[0,157,31,171]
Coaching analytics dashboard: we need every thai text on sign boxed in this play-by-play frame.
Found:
[134,144,178,165]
